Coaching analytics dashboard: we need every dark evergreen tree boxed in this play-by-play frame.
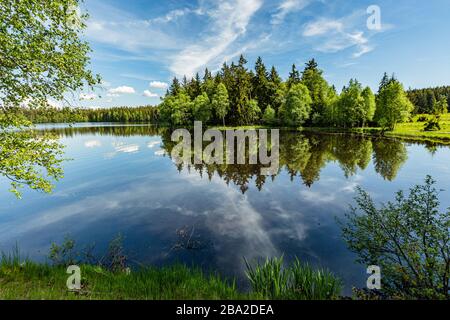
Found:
[169,77,181,96]
[287,64,301,88]
[252,56,271,113]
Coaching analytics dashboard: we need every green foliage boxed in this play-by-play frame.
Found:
[0,0,100,108]
[424,115,441,131]
[49,236,78,266]
[0,0,99,197]
[49,234,127,272]
[433,96,448,115]
[361,86,376,123]
[245,256,342,300]
[211,83,230,126]
[193,92,212,123]
[341,176,449,299]
[160,92,193,126]
[287,64,301,89]
[262,105,276,125]
[244,99,261,124]
[20,105,159,123]
[0,114,65,198]
[301,59,333,124]
[375,78,414,130]
[333,80,376,128]
[407,86,450,114]
[280,83,312,126]
[252,57,271,111]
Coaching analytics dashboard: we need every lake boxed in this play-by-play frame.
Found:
[1,123,449,294]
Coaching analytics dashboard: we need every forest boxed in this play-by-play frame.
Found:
[19,56,449,132]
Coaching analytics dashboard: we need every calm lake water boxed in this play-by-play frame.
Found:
[1,123,450,293]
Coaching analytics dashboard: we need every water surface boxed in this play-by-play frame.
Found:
[1,124,449,293]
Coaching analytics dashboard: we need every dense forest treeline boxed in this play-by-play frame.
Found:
[407,86,450,114]
[20,105,159,124]
[19,56,448,130]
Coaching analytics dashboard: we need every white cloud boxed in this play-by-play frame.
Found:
[149,81,169,89]
[303,19,343,36]
[271,0,311,25]
[79,93,97,101]
[143,90,159,98]
[85,2,184,52]
[108,86,136,95]
[149,8,205,24]
[170,0,263,77]
[303,17,373,58]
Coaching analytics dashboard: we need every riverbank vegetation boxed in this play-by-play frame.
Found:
[341,176,449,300]
[0,243,341,300]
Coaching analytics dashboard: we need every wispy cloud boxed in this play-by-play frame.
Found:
[169,0,263,77]
[302,13,374,58]
[85,2,185,52]
[271,0,311,25]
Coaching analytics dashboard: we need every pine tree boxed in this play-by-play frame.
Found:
[269,66,282,85]
[230,55,253,124]
[252,56,270,113]
[169,77,181,96]
[287,64,301,89]
[301,59,331,125]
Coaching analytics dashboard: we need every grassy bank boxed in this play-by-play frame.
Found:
[0,254,342,300]
[388,113,450,143]
[212,113,450,145]
[0,260,246,300]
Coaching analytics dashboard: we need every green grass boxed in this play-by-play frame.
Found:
[0,251,344,300]
[388,113,450,143]
[245,257,342,300]
[0,251,245,300]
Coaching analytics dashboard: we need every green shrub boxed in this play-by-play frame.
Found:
[424,116,441,131]
[341,176,449,299]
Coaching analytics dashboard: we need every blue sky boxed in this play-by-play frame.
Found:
[75,0,450,108]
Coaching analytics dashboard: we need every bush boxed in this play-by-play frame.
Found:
[424,116,441,131]
[341,176,449,299]
[416,115,429,122]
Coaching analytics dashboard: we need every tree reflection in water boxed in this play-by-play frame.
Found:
[43,125,414,192]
